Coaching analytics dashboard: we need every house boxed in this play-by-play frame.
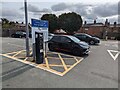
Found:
[78,19,120,39]
[1,23,31,37]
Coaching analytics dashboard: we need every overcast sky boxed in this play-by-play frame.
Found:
[1,0,119,24]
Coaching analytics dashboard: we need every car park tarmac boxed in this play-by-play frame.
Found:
[1,37,119,88]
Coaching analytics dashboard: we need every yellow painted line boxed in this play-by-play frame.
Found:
[36,64,63,76]
[47,51,79,58]
[12,51,23,57]
[1,54,36,65]
[47,56,74,60]
[24,57,28,61]
[61,58,84,76]
[47,56,60,59]
[62,58,74,59]
[15,56,25,58]
[30,51,32,55]
[60,53,75,58]
[3,50,25,55]
[44,51,50,69]
[58,54,68,70]
[1,54,63,76]
[1,51,84,76]
[74,57,79,62]
[5,51,20,55]
[44,57,50,69]
[44,64,71,67]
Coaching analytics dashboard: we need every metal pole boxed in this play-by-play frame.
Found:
[24,0,30,57]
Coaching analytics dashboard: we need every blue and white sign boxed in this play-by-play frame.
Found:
[31,19,49,43]
[31,19,48,28]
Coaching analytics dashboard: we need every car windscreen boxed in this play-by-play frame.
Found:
[86,34,92,38]
[51,36,60,42]
[67,36,80,43]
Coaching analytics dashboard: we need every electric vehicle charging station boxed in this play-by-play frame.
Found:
[31,19,48,64]
[1,18,83,76]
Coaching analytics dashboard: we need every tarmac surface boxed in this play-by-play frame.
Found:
[1,37,119,88]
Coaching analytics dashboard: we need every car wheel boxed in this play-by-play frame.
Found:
[49,44,54,51]
[11,35,14,38]
[90,41,95,45]
[72,48,82,56]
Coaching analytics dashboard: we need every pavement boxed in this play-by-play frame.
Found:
[0,37,119,88]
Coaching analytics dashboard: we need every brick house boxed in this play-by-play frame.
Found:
[78,19,120,39]
[1,23,31,37]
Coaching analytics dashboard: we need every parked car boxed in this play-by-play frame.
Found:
[74,33,100,45]
[48,33,54,40]
[11,31,26,38]
[48,35,90,56]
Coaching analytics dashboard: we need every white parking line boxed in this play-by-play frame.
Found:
[8,43,25,48]
[105,44,118,47]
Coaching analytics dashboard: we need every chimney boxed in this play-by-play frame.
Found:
[94,20,96,24]
[105,19,108,26]
[114,22,117,27]
[108,22,110,26]
[84,21,87,25]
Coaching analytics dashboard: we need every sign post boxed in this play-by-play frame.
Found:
[31,19,48,63]
[24,0,30,57]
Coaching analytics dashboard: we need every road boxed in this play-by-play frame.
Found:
[1,37,119,88]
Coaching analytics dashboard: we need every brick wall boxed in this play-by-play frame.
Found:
[79,26,104,38]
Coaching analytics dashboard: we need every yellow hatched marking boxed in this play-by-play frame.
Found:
[47,56,74,60]
[58,54,68,70]
[24,57,28,61]
[44,64,71,67]
[36,64,63,76]
[12,51,24,57]
[44,57,50,69]
[5,51,20,55]
[1,54,63,76]
[61,58,83,76]
[1,50,84,76]
[47,56,60,59]
[48,52,75,58]
[74,57,79,62]
[5,50,25,55]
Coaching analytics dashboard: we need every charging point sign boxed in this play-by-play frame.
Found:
[31,19,48,43]
[31,19,48,64]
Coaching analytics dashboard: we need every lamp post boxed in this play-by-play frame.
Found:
[24,0,30,57]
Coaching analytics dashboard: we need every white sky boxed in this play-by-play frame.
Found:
[1,0,119,3]
[1,0,119,24]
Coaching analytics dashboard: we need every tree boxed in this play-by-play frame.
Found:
[16,21,18,24]
[41,14,59,33]
[1,18,9,24]
[9,21,15,25]
[58,12,83,34]
[1,18,10,28]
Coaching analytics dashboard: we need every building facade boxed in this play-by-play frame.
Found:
[78,19,120,39]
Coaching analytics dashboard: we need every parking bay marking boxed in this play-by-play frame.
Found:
[8,43,25,48]
[107,50,120,61]
[105,44,118,47]
[0,51,84,76]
